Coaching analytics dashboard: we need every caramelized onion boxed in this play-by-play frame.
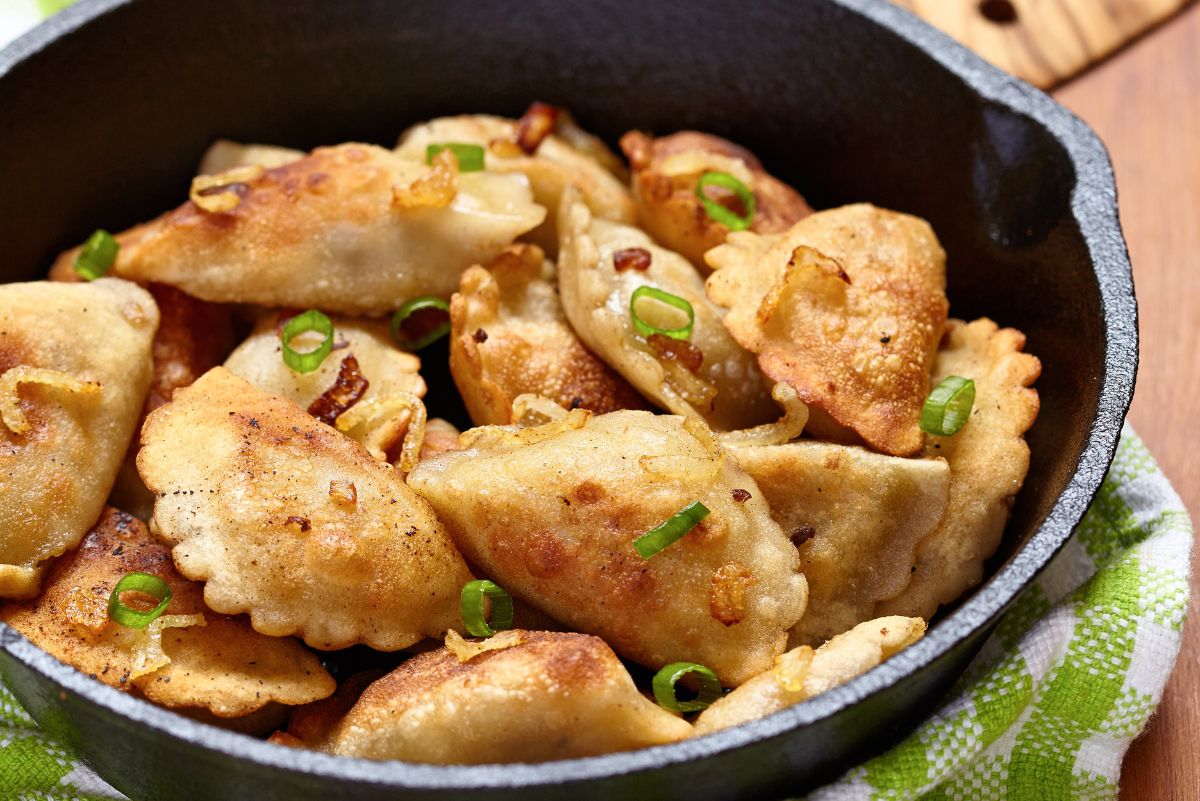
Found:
[515,102,558,154]
[307,354,370,426]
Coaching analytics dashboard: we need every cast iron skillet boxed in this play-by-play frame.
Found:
[0,0,1136,799]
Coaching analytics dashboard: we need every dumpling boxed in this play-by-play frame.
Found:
[197,139,305,175]
[0,507,335,719]
[407,409,808,686]
[224,312,426,462]
[0,279,157,598]
[693,616,925,735]
[449,243,649,425]
[731,443,949,646]
[396,112,635,253]
[73,143,544,316]
[317,630,692,763]
[418,418,464,462]
[620,130,811,269]
[137,367,474,651]
[706,204,949,455]
[877,318,1040,620]
[558,191,777,431]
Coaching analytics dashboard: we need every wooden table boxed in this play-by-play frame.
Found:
[1053,5,1200,798]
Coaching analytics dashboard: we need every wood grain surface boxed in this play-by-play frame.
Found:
[1052,4,1200,798]
[893,0,1192,87]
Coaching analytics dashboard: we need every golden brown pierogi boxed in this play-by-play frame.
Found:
[316,630,692,763]
[449,243,649,425]
[732,443,949,646]
[0,279,157,599]
[558,191,777,431]
[876,318,1040,620]
[407,409,808,686]
[137,367,474,651]
[0,507,334,718]
[620,130,812,268]
[80,144,544,316]
[396,114,635,254]
[197,139,305,175]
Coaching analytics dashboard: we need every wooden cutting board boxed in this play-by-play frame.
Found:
[891,0,1193,87]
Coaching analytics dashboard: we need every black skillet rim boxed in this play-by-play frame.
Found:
[0,0,1138,792]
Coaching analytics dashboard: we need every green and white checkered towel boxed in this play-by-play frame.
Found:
[0,429,1190,800]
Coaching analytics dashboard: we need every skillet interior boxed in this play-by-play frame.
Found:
[0,0,1135,799]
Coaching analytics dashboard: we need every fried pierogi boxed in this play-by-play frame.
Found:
[731,443,949,646]
[90,143,544,315]
[877,319,1040,620]
[408,409,808,686]
[319,630,692,762]
[619,130,812,268]
[449,243,649,425]
[558,192,777,431]
[396,114,635,253]
[0,508,334,717]
[197,139,305,175]
[693,616,925,735]
[224,312,427,461]
[0,279,157,599]
[137,367,473,651]
[706,204,949,455]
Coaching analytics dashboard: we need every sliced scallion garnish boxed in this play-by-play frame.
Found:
[652,661,723,714]
[634,500,710,559]
[920,375,976,436]
[695,171,756,231]
[280,309,335,373]
[425,143,486,172]
[73,229,119,281]
[390,296,451,351]
[630,286,694,341]
[460,579,514,637]
[107,572,172,629]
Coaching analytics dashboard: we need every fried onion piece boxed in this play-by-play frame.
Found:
[396,114,634,255]
[693,616,925,735]
[0,279,157,599]
[66,144,543,316]
[449,243,649,425]
[316,631,691,763]
[137,367,473,651]
[619,130,812,270]
[0,508,334,717]
[196,139,305,176]
[224,312,426,461]
[558,190,776,431]
[706,204,949,456]
[876,318,1040,620]
[408,410,807,686]
[731,442,949,646]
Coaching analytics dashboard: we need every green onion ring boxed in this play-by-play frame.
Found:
[280,309,335,373]
[634,501,710,559]
[460,579,515,637]
[695,171,756,231]
[390,296,451,351]
[629,286,695,341]
[919,375,976,436]
[73,229,119,281]
[107,572,173,629]
[425,143,486,172]
[652,661,723,714]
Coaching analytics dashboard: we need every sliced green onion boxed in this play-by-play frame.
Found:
[280,309,335,373]
[460,579,514,637]
[652,662,723,714]
[634,501,710,559]
[695,171,756,231]
[920,375,976,436]
[390,296,451,351]
[425,143,486,172]
[73,229,119,281]
[107,572,172,629]
[630,286,694,341]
